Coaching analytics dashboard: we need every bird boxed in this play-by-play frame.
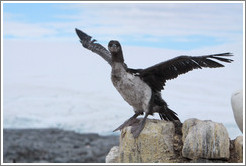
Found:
[75,28,233,138]
[231,89,243,133]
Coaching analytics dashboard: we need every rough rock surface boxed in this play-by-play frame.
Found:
[182,119,230,160]
[182,118,200,142]
[118,118,176,163]
[234,136,243,163]
[105,146,119,163]
[3,129,119,163]
[106,118,240,163]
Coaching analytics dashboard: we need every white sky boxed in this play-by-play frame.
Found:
[1,1,245,138]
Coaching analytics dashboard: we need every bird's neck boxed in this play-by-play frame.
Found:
[111,51,124,63]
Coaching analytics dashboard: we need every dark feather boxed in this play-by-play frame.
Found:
[75,28,233,93]
[75,28,112,66]
[153,92,179,121]
[75,28,132,69]
[138,53,233,92]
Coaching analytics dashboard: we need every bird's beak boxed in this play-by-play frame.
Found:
[109,44,118,53]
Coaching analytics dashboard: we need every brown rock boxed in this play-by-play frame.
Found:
[234,136,243,163]
[105,146,119,163]
[182,119,230,160]
[118,118,176,163]
[105,118,240,163]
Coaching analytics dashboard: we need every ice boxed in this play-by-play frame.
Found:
[2,40,243,139]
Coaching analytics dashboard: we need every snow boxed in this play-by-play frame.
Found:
[2,39,243,139]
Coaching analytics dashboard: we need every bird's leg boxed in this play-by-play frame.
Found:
[113,112,141,132]
[131,112,149,138]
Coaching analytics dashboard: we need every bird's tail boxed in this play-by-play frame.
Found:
[159,105,180,122]
[151,92,180,122]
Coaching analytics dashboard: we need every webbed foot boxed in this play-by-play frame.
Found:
[131,118,147,138]
[113,113,140,132]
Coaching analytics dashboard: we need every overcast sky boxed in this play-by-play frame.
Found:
[3,2,243,50]
[2,2,244,137]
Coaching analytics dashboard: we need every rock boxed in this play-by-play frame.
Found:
[3,129,119,163]
[182,119,230,160]
[118,118,176,163]
[234,136,243,162]
[231,89,243,132]
[190,158,226,163]
[106,118,242,163]
[105,146,119,163]
[182,118,200,143]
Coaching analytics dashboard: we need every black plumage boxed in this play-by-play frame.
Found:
[135,53,233,92]
[75,28,233,138]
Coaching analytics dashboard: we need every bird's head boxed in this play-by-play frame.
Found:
[108,40,124,63]
[108,40,122,54]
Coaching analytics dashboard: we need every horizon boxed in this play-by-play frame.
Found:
[1,1,244,139]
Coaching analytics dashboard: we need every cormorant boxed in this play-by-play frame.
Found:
[75,28,233,138]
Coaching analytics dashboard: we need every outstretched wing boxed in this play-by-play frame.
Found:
[75,28,112,66]
[139,53,233,92]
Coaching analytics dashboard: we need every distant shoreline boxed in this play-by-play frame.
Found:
[3,128,119,163]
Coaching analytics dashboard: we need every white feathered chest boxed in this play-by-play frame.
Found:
[111,62,152,112]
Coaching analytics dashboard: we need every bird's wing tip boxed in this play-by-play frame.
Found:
[75,28,82,34]
[75,28,92,41]
[226,52,233,56]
